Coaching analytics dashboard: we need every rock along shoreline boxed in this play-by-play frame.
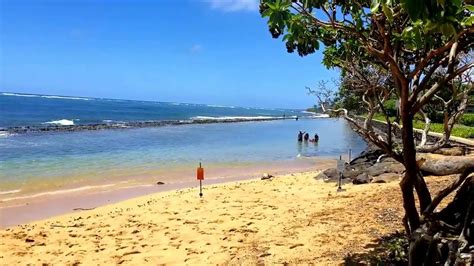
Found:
[1,117,295,135]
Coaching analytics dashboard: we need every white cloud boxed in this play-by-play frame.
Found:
[206,0,258,12]
[190,44,203,53]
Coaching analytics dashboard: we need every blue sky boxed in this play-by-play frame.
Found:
[0,0,338,109]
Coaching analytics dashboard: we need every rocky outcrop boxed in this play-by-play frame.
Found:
[371,173,400,183]
[366,160,405,176]
[315,168,339,181]
[352,172,371,184]
[5,117,290,134]
[318,148,403,185]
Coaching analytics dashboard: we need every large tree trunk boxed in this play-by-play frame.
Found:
[409,175,474,265]
[400,110,421,234]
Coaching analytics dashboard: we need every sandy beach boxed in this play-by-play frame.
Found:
[0,170,454,264]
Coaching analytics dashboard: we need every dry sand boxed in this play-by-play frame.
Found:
[0,171,453,264]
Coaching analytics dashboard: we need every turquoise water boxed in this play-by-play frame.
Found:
[0,118,366,196]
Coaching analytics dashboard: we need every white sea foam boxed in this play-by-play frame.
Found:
[41,95,90,100]
[0,184,116,202]
[0,131,12,138]
[191,116,279,121]
[1,92,90,101]
[1,92,38,97]
[0,189,21,196]
[300,111,330,118]
[312,114,330,118]
[206,104,236,108]
[44,119,75,126]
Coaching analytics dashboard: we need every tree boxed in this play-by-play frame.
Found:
[260,0,473,263]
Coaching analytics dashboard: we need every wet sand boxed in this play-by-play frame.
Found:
[0,169,455,264]
[0,158,336,228]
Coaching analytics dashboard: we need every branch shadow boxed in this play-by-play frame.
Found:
[343,231,408,265]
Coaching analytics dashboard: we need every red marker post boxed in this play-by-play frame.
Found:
[197,162,204,197]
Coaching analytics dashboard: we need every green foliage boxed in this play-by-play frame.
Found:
[413,120,474,138]
[261,0,472,60]
[333,86,364,114]
[459,113,474,127]
[371,113,474,138]
[383,99,398,117]
[305,106,321,113]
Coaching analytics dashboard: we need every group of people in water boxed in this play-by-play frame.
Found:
[297,131,319,143]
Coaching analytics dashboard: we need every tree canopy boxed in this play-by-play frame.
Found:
[260,0,473,263]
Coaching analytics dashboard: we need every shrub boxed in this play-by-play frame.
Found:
[384,99,398,117]
[459,113,474,127]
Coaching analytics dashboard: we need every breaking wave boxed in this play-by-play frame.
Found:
[1,92,90,101]
[191,116,278,121]
[44,119,75,126]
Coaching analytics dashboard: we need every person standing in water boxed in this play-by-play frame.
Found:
[297,131,305,142]
[314,133,319,142]
[304,133,309,141]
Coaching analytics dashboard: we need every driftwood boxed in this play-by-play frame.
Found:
[417,153,474,176]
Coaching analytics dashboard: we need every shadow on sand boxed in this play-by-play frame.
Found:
[343,231,408,265]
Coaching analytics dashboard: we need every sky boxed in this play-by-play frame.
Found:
[0,0,339,109]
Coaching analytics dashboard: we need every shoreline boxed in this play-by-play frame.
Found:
[0,158,337,228]
[1,116,328,135]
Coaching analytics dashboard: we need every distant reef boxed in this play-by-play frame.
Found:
[2,117,295,134]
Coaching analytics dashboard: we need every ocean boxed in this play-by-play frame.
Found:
[0,92,367,202]
[0,92,304,128]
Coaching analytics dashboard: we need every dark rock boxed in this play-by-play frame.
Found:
[6,117,287,135]
[261,173,274,180]
[350,149,384,165]
[352,172,371,184]
[156,181,165,185]
[366,161,404,176]
[371,173,400,183]
[315,168,339,181]
[342,162,372,179]
[379,156,400,163]
[25,238,35,243]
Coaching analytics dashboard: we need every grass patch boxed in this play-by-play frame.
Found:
[368,114,474,139]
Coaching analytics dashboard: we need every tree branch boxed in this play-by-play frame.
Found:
[422,166,474,217]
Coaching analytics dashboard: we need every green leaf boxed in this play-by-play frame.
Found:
[400,0,423,20]
[466,5,474,12]
[262,9,272,17]
[382,3,394,22]
[440,23,456,36]
[413,27,422,46]
[371,0,380,13]
[424,21,439,32]
[464,15,474,26]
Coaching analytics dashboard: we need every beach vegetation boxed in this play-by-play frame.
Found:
[260,0,473,263]
[369,113,474,138]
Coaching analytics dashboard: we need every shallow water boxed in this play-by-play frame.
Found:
[0,118,366,198]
